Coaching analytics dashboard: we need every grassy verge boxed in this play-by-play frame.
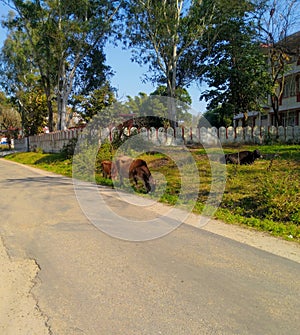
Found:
[4,151,74,177]
[3,143,300,242]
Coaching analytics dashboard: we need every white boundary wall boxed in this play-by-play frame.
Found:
[13,125,300,153]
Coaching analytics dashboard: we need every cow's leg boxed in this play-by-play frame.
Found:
[131,171,138,186]
[129,170,139,190]
[144,179,151,193]
[139,170,151,193]
[117,167,123,186]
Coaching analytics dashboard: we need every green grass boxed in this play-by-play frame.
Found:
[5,152,73,177]
[4,144,300,242]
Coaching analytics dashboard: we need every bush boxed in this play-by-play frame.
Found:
[95,140,114,174]
[61,137,78,158]
[256,170,300,224]
[72,139,99,180]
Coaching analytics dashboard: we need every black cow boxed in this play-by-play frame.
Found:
[224,149,262,165]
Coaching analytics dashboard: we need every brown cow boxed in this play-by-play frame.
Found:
[100,160,112,179]
[111,156,155,193]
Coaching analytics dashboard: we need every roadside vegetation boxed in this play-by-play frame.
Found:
[4,143,300,242]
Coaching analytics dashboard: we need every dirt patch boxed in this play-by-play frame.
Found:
[147,157,172,168]
[0,238,50,335]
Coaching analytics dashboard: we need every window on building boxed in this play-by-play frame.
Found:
[283,76,296,97]
[282,111,296,126]
[297,76,300,101]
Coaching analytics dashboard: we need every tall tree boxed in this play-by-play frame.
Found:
[1,0,121,131]
[151,85,192,106]
[257,0,300,126]
[200,0,271,126]
[150,85,193,125]
[17,87,49,136]
[124,0,216,122]
[0,26,49,134]
[202,106,233,128]
[78,82,116,123]
[0,92,21,133]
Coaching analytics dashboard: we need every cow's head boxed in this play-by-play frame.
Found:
[253,149,262,159]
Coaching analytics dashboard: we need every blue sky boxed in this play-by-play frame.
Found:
[104,44,206,114]
[0,4,206,114]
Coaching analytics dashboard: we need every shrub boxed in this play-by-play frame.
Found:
[256,170,300,224]
[61,137,78,158]
[95,140,114,174]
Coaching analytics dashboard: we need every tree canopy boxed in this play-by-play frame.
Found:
[124,0,216,121]
[0,0,299,134]
[0,91,21,135]
[0,0,121,131]
[199,0,272,126]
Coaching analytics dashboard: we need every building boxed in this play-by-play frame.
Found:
[234,31,300,127]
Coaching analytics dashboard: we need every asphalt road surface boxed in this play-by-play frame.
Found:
[0,158,299,335]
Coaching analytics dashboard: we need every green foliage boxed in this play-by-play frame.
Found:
[0,3,57,131]
[200,0,271,122]
[0,27,49,134]
[1,0,121,131]
[124,0,215,115]
[216,209,299,240]
[202,106,232,127]
[115,130,152,156]
[125,93,168,117]
[74,46,114,96]
[95,139,114,174]
[61,138,78,159]
[78,83,117,123]
[72,139,99,181]
[97,139,114,161]
[19,87,49,136]
[257,170,300,224]
[0,93,22,132]
[151,85,192,105]
[110,129,125,150]
[119,93,193,128]
[32,147,44,154]
[218,145,300,238]
[150,86,193,125]
[0,27,36,96]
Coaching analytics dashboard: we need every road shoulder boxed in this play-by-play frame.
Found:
[185,213,300,263]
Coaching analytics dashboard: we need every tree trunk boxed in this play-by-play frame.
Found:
[47,98,54,132]
[60,94,67,130]
[57,93,68,131]
[271,95,281,127]
[166,71,177,128]
[41,75,54,132]
[57,56,67,130]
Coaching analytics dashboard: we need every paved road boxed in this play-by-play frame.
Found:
[0,159,299,335]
